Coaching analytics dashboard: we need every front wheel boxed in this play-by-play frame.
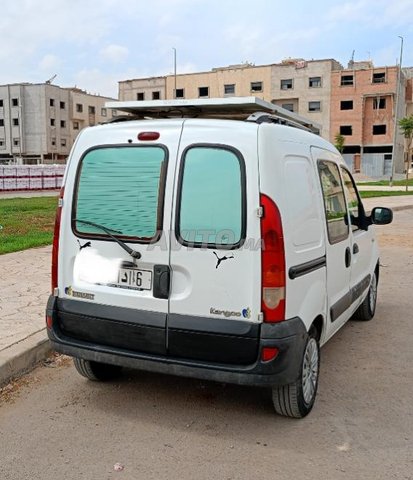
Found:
[352,270,378,321]
[73,357,122,381]
[272,328,320,418]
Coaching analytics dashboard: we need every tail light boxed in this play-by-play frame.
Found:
[51,187,64,292]
[260,194,286,322]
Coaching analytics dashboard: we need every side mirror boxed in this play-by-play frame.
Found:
[371,207,393,225]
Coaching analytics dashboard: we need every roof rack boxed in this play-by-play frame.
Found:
[105,97,321,134]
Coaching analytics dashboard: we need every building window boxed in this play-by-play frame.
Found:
[280,79,293,90]
[340,125,353,136]
[60,120,66,128]
[0,119,4,127]
[60,101,65,109]
[61,139,67,147]
[175,88,184,98]
[373,97,386,109]
[373,72,386,84]
[0,139,5,148]
[73,121,79,130]
[341,75,354,86]
[309,76,322,88]
[340,100,354,110]
[308,101,321,112]
[12,98,19,107]
[137,92,145,101]
[224,84,235,95]
[13,118,19,126]
[51,137,56,146]
[281,103,294,112]
[13,138,20,146]
[101,108,107,116]
[76,103,83,113]
[50,99,55,107]
[0,100,3,107]
[50,118,55,127]
[373,124,386,135]
[152,91,160,100]
[89,106,95,114]
[198,86,209,97]
[251,81,263,92]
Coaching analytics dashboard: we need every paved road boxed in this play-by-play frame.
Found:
[0,210,412,479]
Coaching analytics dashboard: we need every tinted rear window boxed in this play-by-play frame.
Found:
[177,146,245,248]
[74,146,166,241]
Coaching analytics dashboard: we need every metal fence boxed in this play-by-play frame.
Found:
[0,165,65,191]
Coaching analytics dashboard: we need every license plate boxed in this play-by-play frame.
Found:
[117,267,152,290]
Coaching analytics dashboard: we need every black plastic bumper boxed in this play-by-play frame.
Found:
[46,296,308,387]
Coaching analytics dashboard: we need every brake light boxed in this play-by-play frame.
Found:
[260,194,286,322]
[51,187,64,292]
[138,131,160,141]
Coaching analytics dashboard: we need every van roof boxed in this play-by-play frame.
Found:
[105,97,321,135]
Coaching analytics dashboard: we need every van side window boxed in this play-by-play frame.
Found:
[177,146,245,248]
[74,146,166,241]
[318,161,349,244]
[341,167,363,231]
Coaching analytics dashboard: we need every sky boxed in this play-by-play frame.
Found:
[1,0,413,99]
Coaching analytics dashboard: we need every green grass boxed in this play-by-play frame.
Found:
[359,190,413,198]
[359,178,413,187]
[0,196,58,255]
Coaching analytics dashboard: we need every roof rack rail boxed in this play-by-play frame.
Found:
[245,112,317,133]
[104,97,321,134]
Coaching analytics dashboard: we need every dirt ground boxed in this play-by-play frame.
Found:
[0,210,412,480]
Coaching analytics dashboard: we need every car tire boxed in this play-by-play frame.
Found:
[352,270,378,321]
[272,328,320,418]
[73,357,122,381]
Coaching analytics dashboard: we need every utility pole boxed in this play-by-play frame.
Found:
[390,35,404,186]
[172,47,177,99]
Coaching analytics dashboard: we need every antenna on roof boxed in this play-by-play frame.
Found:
[348,50,355,69]
[45,74,57,85]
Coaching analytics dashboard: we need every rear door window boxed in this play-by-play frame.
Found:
[176,146,246,248]
[74,146,167,241]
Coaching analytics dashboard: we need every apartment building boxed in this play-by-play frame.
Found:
[330,62,405,176]
[118,58,409,175]
[270,58,342,139]
[0,83,115,164]
[118,59,339,139]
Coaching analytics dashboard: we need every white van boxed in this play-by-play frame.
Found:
[46,98,392,418]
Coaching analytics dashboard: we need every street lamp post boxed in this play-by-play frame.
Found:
[390,35,404,186]
[172,48,177,99]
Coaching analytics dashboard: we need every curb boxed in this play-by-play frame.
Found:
[0,329,52,387]
[391,205,413,212]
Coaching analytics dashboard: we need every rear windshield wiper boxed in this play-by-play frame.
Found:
[75,219,141,259]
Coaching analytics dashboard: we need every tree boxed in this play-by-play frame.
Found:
[334,133,345,153]
[398,115,413,191]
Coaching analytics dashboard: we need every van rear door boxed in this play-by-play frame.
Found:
[168,120,262,365]
[58,122,182,356]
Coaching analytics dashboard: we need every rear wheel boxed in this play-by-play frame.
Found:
[272,328,320,418]
[352,270,378,321]
[73,357,122,381]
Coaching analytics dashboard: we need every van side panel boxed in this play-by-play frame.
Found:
[258,125,327,335]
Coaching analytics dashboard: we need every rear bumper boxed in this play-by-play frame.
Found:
[46,296,308,387]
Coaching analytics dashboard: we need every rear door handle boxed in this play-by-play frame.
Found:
[153,265,170,299]
[353,243,359,254]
